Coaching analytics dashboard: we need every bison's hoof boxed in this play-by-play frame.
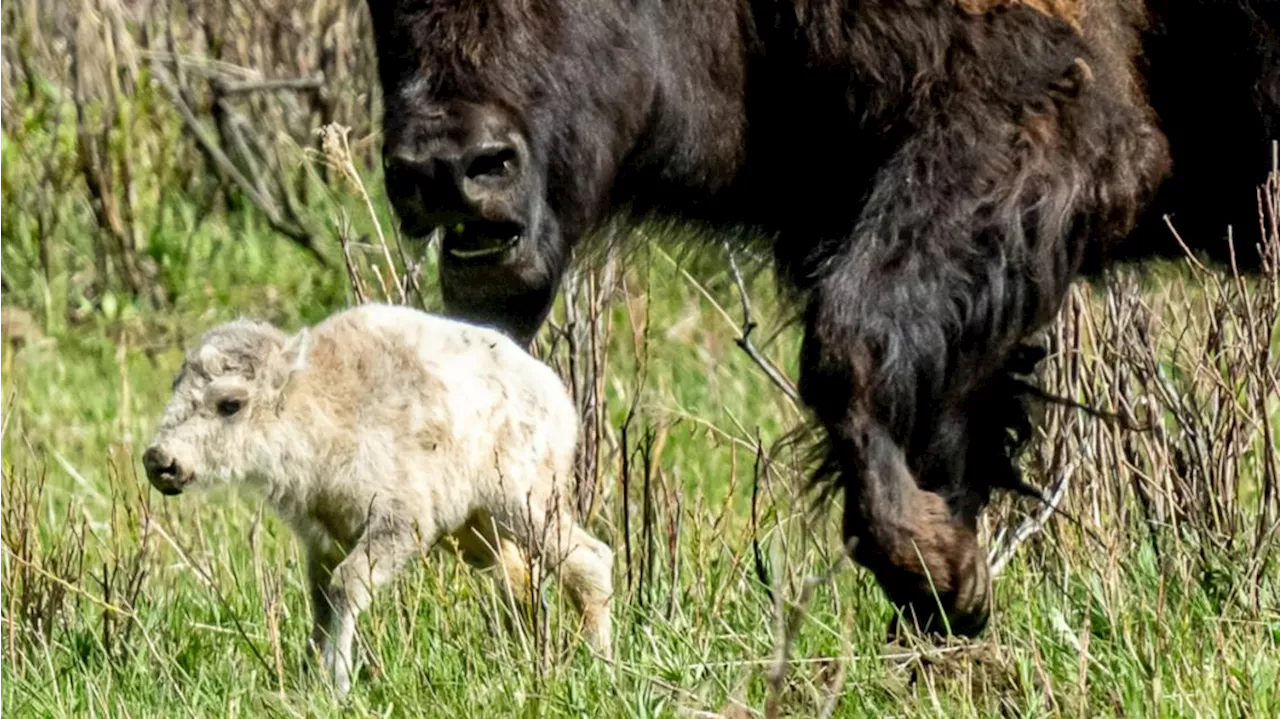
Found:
[886,601,990,641]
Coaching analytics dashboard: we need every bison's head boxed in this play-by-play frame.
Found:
[367,0,652,343]
[143,320,305,496]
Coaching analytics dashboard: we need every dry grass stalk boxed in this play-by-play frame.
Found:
[317,122,406,305]
[988,155,1279,599]
[4,0,385,306]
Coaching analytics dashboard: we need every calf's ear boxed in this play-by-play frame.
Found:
[266,328,311,395]
[198,343,226,375]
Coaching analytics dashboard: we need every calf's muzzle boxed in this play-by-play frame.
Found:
[143,445,188,496]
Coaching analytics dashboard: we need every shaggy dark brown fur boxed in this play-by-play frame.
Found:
[366,0,1278,636]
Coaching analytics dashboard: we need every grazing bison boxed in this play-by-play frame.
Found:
[365,0,1279,636]
[143,305,614,696]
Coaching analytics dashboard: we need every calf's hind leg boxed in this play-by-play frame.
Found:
[503,499,614,657]
[551,517,614,657]
[451,512,545,643]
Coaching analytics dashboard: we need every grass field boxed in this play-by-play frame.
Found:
[2,2,1279,716]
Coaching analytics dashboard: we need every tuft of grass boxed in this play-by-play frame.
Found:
[3,209,1277,716]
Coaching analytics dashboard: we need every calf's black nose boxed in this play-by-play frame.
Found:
[142,446,185,495]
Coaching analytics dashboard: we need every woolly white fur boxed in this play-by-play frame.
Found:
[145,303,614,696]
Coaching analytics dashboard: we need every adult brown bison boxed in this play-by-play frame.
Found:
[365,0,1279,636]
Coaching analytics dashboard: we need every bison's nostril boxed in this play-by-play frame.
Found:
[464,145,519,182]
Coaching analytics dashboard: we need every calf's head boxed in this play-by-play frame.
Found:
[367,0,652,342]
[143,320,303,495]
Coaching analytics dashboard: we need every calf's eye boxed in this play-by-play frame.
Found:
[216,398,244,417]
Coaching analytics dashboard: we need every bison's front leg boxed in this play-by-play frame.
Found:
[799,306,994,636]
[795,139,1080,637]
[788,1,1171,635]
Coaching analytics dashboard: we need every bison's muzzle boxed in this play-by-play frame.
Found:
[382,101,531,260]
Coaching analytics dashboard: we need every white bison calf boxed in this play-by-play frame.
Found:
[142,303,614,695]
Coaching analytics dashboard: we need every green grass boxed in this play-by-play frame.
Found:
[3,91,1278,717]
[4,228,1277,717]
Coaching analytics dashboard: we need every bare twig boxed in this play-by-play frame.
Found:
[150,63,328,265]
[989,459,1079,576]
[340,228,371,305]
[751,431,773,601]
[764,563,839,719]
[725,245,802,405]
[318,123,406,304]
[213,75,324,95]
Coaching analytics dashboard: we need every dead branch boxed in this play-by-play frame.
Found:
[725,245,802,405]
[149,62,328,266]
[71,11,145,298]
[763,538,851,719]
[751,431,773,601]
[989,459,1078,576]
[213,75,324,95]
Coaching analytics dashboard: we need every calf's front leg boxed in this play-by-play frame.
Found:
[306,546,340,660]
[320,516,425,697]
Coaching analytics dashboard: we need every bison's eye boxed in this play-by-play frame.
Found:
[216,398,244,417]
